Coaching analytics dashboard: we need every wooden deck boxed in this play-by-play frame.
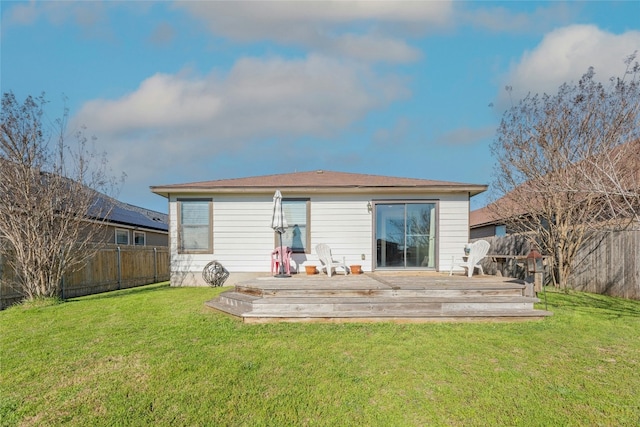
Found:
[205,272,553,323]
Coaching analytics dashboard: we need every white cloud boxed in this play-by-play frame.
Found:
[498,25,640,108]
[174,1,453,63]
[78,73,223,132]
[4,1,39,25]
[325,32,422,63]
[72,54,408,189]
[4,1,99,27]
[463,3,574,34]
[2,1,149,40]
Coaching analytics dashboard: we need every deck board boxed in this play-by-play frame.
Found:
[206,272,552,323]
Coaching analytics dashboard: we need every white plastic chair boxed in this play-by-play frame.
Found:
[315,244,348,277]
[460,240,490,277]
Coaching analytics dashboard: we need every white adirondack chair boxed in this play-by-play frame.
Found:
[315,244,348,277]
[460,240,490,277]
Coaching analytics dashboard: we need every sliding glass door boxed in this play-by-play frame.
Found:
[375,202,436,269]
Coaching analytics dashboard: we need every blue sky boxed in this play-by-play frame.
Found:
[2,1,639,214]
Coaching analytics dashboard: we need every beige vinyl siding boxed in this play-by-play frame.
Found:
[306,195,373,269]
[169,196,275,280]
[437,194,470,273]
[168,191,472,285]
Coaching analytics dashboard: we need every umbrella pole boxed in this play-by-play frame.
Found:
[276,231,290,278]
[279,231,284,275]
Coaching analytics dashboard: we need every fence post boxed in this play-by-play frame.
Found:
[58,247,65,300]
[153,247,158,283]
[117,246,122,290]
[0,252,3,310]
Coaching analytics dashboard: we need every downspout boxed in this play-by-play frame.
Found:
[468,191,472,242]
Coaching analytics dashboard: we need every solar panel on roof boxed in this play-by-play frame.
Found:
[90,196,168,231]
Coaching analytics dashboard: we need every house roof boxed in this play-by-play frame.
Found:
[469,206,496,228]
[1,159,168,233]
[93,195,168,232]
[470,139,640,229]
[150,170,488,197]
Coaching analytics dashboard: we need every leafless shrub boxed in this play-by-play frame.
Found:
[490,53,640,289]
[0,92,124,300]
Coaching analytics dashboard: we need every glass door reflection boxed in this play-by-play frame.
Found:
[375,202,436,269]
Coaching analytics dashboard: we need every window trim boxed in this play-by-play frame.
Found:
[177,198,213,254]
[133,231,146,246]
[115,228,129,245]
[275,198,311,254]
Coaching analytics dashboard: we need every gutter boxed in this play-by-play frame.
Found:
[150,184,489,198]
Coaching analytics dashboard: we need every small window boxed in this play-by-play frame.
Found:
[495,225,507,237]
[115,229,129,245]
[178,199,213,254]
[134,231,146,246]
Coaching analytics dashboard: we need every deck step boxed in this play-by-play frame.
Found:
[240,310,553,324]
[205,274,552,323]
[246,288,526,298]
[205,292,259,316]
[248,296,538,314]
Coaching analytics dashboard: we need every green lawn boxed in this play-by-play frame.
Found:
[1,283,639,426]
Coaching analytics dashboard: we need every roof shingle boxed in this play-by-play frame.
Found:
[151,170,487,196]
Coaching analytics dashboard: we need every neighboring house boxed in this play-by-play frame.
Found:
[469,206,508,239]
[97,196,169,247]
[150,170,487,286]
[471,139,640,239]
[0,158,169,247]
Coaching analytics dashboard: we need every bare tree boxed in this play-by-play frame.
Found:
[489,54,640,289]
[0,92,123,300]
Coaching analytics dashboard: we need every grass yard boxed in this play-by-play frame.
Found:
[1,283,639,426]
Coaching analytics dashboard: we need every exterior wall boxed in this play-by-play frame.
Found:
[103,224,168,247]
[145,231,169,247]
[303,194,373,270]
[168,192,471,286]
[437,193,471,273]
[470,225,497,240]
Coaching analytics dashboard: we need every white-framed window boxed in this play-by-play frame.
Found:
[278,199,310,254]
[134,231,146,246]
[178,199,213,254]
[115,229,129,245]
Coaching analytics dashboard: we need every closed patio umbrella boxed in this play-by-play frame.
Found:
[271,190,290,277]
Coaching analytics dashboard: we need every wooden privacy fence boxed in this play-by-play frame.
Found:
[0,245,170,309]
[475,229,640,300]
[571,230,639,300]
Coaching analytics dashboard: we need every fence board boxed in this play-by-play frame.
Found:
[1,246,170,309]
[475,229,639,300]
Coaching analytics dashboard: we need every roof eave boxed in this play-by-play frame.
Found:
[150,185,488,198]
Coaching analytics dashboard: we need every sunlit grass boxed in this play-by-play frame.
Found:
[1,283,638,426]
